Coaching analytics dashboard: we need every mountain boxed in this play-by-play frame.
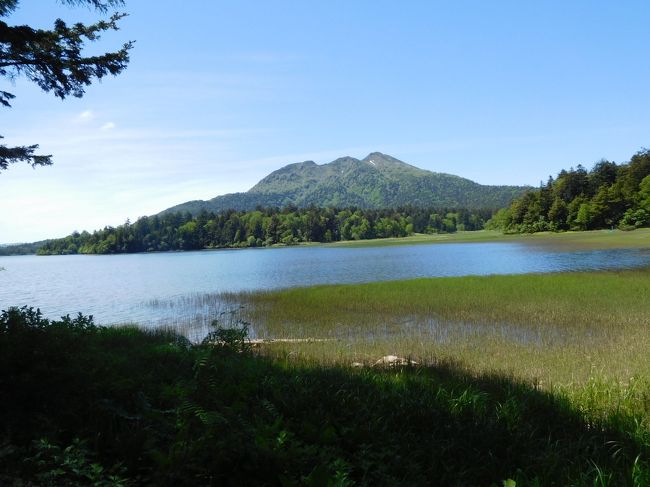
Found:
[161,152,528,215]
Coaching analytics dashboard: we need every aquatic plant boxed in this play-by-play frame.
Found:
[2,305,650,485]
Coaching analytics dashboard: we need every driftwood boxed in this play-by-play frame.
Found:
[373,355,419,367]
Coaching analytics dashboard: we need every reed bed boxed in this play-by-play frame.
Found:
[212,267,650,388]
[93,253,650,483]
[5,265,650,484]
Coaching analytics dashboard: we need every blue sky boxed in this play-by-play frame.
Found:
[2,0,650,242]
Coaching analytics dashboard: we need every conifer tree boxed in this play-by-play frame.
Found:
[0,0,132,171]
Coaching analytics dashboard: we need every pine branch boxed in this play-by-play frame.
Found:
[0,1,132,172]
[0,138,53,171]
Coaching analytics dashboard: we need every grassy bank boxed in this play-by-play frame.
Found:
[2,306,649,486]
[5,252,650,484]
[324,227,650,250]
[220,267,650,481]
[226,268,650,384]
[164,267,650,484]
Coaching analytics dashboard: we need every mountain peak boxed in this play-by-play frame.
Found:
[365,151,390,159]
[361,152,424,173]
[160,153,529,216]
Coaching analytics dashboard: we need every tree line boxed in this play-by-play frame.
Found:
[0,241,46,256]
[488,149,650,233]
[36,206,492,255]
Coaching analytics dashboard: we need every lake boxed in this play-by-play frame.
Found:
[1,242,650,329]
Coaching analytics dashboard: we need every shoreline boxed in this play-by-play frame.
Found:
[6,227,650,258]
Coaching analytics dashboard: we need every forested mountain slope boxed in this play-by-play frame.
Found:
[161,152,527,215]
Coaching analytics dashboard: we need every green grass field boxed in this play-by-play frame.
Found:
[322,227,650,250]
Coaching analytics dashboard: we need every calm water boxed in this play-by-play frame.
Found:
[1,242,649,327]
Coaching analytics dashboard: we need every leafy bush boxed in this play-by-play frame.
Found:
[202,319,251,353]
[0,305,97,334]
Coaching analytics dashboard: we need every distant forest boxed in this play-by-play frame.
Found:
[36,206,492,255]
[0,241,45,256]
[489,149,650,233]
[13,149,650,256]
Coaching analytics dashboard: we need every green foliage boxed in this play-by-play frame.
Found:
[23,438,128,486]
[202,319,251,353]
[0,305,96,334]
[0,306,195,485]
[163,152,527,216]
[2,303,650,485]
[35,206,492,255]
[0,0,131,171]
[491,149,650,233]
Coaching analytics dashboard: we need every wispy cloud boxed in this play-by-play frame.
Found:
[76,110,94,122]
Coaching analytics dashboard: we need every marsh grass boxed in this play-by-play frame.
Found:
[146,267,650,462]
[3,306,650,485]
[230,268,650,333]
[211,267,650,484]
[142,293,249,341]
[219,268,650,419]
[7,235,650,484]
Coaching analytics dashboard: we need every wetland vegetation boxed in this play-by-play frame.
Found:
[3,228,650,485]
[2,293,650,486]
[226,267,650,384]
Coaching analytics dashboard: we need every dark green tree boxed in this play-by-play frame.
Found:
[0,0,132,171]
